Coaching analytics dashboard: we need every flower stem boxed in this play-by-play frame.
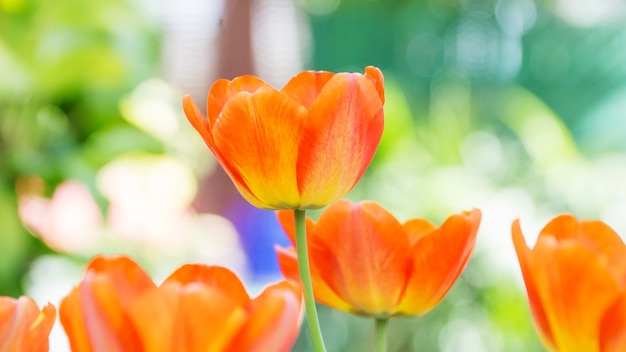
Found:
[294,209,326,352]
[375,318,389,352]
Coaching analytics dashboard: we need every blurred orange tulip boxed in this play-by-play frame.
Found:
[183,66,385,210]
[60,255,303,352]
[0,296,56,352]
[512,215,626,352]
[276,200,481,317]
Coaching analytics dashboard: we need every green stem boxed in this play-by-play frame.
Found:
[294,209,326,352]
[375,318,389,352]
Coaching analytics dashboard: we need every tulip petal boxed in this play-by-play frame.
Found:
[206,76,269,127]
[403,218,437,246]
[364,66,385,104]
[59,289,96,352]
[229,281,303,352]
[0,297,56,352]
[297,73,384,208]
[309,200,410,316]
[540,215,624,262]
[512,220,556,350]
[281,71,335,109]
[127,285,177,352]
[275,209,316,246]
[532,236,621,352]
[398,209,480,315]
[0,297,38,350]
[276,210,297,245]
[212,87,308,209]
[183,96,264,209]
[129,283,247,352]
[60,256,155,352]
[183,95,212,145]
[600,294,626,352]
[275,245,353,312]
[27,303,56,352]
[164,264,250,305]
[541,215,626,280]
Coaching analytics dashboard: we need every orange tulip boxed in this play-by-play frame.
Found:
[275,200,481,317]
[60,255,303,352]
[60,256,156,351]
[512,215,626,352]
[0,296,56,352]
[183,66,385,210]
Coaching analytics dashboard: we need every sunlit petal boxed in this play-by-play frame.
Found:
[229,281,302,352]
[364,66,385,104]
[164,264,249,305]
[281,71,335,109]
[212,87,307,209]
[206,76,269,127]
[398,209,480,315]
[515,215,626,352]
[183,96,262,208]
[600,294,626,352]
[297,74,384,208]
[275,201,480,318]
[185,67,385,210]
[512,220,556,350]
[60,256,155,352]
[275,245,352,312]
[0,297,56,352]
[533,236,621,352]
[61,256,302,351]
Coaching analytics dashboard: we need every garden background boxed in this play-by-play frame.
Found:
[2,0,626,350]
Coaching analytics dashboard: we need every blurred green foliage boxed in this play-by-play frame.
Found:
[0,0,160,293]
[2,0,625,350]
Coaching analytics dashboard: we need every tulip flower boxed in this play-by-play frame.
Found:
[275,200,481,317]
[0,296,56,352]
[512,215,626,352]
[60,255,303,352]
[183,66,385,210]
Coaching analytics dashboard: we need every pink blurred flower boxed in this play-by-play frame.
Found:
[19,181,103,253]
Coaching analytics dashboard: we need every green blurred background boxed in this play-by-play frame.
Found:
[2,0,626,350]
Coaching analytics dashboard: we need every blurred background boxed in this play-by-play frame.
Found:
[2,0,626,350]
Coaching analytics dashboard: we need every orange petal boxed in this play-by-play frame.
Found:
[398,209,480,315]
[229,281,303,352]
[129,283,247,352]
[281,71,335,109]
[60,255,155,352]
[0,296,56,352]
[275,245,352,312]
[59,288,95,352]
[206,76,269,127]
[183,95,213,146]
[296,72,384,208]
[600,294,626,352]
[174,286,247,352]
[403,218,437,246]
[532,236,621,351]
[540,215,626,290]
[275,209,316,246]
[276,210,297,245]
[512,220,556,350]
[126,284,178,352]
[364,66,385,104]
[164,264,249,305]
[27,303,56,352]
[183,95,263,209]
[541,215,626,257]
[212,87,308,209]
[307,200,410,316]
[579,220,626,285]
